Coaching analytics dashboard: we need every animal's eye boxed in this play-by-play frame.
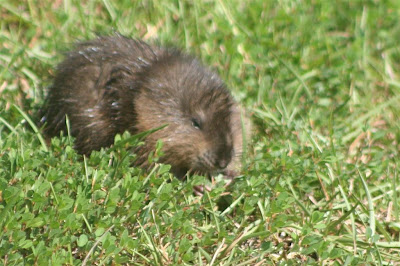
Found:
[191,118,202,130]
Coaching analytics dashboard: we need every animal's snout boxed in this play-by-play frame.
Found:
[214,145,233,170]
[217,158,230,169]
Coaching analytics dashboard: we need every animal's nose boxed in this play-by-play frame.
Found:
[216,150,232,169]
[218,159,229,169]
[213,139,233,169]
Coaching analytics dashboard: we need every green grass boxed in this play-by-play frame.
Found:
[1,0,400,264]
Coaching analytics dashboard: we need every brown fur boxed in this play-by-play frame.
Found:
[42,34,248,178]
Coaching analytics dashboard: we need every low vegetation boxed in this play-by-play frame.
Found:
[1,0,400,264]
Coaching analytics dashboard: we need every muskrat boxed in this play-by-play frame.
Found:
[42,34,248,178]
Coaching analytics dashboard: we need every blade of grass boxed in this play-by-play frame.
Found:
[357,168,376,239]
[272,53,312,98]
[13,104,48,152]
[0,116,18,135]
[137,220,162,265]
[328,163,358,255]
[287,178,312,217]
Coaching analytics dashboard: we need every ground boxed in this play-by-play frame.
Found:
[1,0,400,264]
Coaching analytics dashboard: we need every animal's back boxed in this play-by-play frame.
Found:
[43,35,160,154]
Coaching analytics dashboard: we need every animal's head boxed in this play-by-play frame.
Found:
[134,53,235,177]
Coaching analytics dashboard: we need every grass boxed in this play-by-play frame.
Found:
[1,0,400,264]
